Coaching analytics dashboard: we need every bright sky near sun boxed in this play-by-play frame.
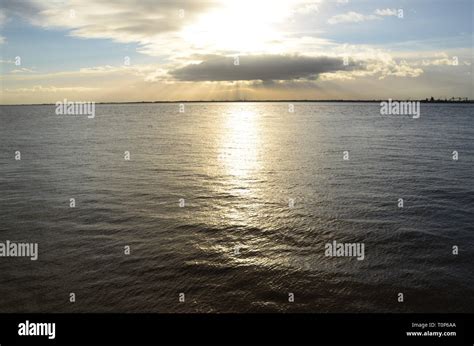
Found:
[0,0,472,104]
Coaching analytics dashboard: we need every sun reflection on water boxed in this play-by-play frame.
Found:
[218,106,261,179]
[206,104,298,270]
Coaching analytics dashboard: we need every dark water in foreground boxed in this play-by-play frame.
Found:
[0,102,473,312]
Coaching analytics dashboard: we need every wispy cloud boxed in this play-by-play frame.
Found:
[3,85,100,93]
[328,8,401,24]
[10,68,36,73]
[328,11,380,24]
[374,8,398,17]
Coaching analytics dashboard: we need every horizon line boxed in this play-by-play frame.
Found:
[1,99,473,107]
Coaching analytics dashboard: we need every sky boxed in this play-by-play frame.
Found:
[0,0,472,104]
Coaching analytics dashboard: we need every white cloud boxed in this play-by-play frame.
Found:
[10,68,35,73]
[374,8,398,16]
[329,8,400,25]
[293,1,323,14]
[328,11,380,24]
[3,85,100,93]
[1,64,164,82]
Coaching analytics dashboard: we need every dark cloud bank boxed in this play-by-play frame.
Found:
[170,55,362,82]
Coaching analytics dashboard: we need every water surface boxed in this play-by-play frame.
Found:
[0,102,473,312]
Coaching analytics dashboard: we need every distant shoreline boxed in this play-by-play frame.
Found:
[1,99,473,106]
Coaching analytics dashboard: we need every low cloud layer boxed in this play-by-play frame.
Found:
[170,55,361,82]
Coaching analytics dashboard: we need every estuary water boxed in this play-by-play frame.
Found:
[0,102,473,312]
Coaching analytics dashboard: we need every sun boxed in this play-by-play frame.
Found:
[180,1,292,54]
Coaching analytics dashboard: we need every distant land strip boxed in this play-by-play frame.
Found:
[1,99,473,106]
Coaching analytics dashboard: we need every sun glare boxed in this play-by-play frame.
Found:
[181,1,292,53]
